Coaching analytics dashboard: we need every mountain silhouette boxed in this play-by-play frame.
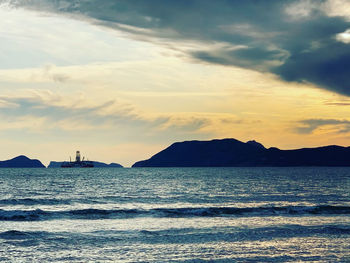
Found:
[0,155,45,168]
[132,138,350,167]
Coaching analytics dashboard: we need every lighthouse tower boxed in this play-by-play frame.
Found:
[76,151,81,162]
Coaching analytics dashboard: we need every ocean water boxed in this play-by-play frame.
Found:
[0,167,349,262]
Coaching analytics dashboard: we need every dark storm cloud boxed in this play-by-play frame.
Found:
[8,0,350,95]
[191,46,288,71]
[296,119,350,134]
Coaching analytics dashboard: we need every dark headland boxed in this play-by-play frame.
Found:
[132,138,350,167]
[0,155,45,168]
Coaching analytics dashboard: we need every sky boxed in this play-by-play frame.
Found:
[0,0,350,167]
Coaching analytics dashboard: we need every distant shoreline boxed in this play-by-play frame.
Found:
[2,138,350,168]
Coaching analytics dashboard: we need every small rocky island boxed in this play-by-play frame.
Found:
[48,151,123,168]
[48,161,123,168]
[0,155,45,168]
[132,138,350,167]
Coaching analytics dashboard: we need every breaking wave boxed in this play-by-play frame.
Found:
[0,205,349,221]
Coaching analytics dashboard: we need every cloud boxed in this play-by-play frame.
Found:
[336,28,350,44]
[0,91,243,140]
[191,46,287,71]
[6,0,350,95]
[296,118,350,134]
[42,64,70,83]
[324,101,350,106]
[323,0,350,21]
[284,0,319,19]
[0,91,144,131]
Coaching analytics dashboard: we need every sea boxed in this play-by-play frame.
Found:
[0,167,349,262]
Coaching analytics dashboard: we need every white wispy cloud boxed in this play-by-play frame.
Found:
[0,90,243,138]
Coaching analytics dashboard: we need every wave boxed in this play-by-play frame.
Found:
[0,205,349,221]
[0,197,154,206]
[1,225,350,245]
[0,230,33,240]
[153,205,350,217]
[0,198,72,206]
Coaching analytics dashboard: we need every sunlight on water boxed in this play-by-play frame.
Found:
[0,167,349,262]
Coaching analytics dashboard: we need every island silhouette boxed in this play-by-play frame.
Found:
[0,152,122,168]
[2,138,350,168]
[48,161,123,168]
[0,155,45,168]
[47,151,123,168]
[132,138,350,167]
